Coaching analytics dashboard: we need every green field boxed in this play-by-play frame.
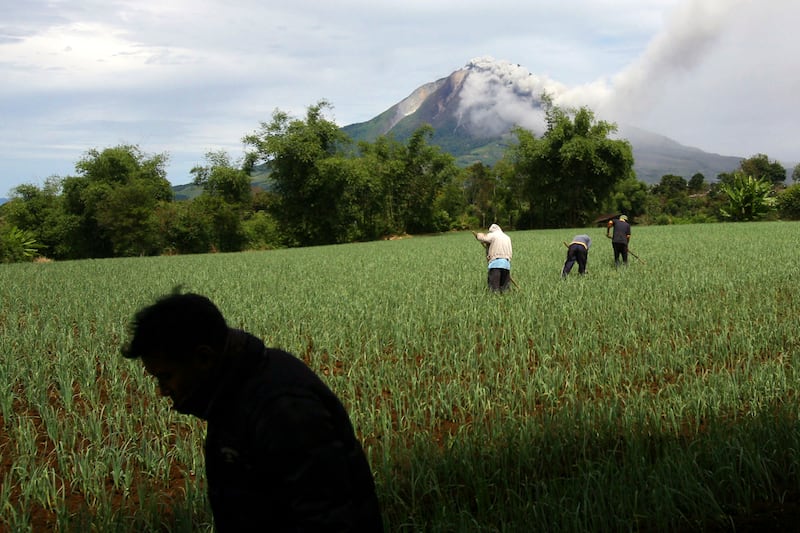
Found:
[2,222,800,531]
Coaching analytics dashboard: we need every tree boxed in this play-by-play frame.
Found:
[505,94,634,228]
[243,101,353,246]
[688,173,706,192]
[394,125,460,234]
[736,153,786,185]
[651,174,689,217]
[191,150,252,206]
[601,177,650,221]
[776,184,800,220]
[652,174,688,197]
[61,145,173,257]
[356,134,407,236]
[191,151,253,252]
[463,162,497,228]
[792,163,800,183]
[94,180,166,256]
[719,173,775,221]
[2,178,72,258]
[155,200,213,255]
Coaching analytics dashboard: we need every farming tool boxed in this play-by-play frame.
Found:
[627,248,645,264]
[605,234,645,264]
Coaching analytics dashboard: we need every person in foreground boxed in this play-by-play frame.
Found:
[121,291,383,532]
[562,234,591,278]
[606,214,632,267]
[473,223,513,292]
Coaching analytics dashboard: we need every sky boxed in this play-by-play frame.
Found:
[1,0,798,196]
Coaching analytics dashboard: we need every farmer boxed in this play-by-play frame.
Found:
[473,223,513,292]
[562,234,591,278]
[606,214,632,267]
[121,291,383,532]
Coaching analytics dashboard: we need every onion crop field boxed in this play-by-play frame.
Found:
[2,221,800,532]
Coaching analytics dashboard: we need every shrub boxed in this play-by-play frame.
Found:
[0,224,42,263]
[777,184,800,220]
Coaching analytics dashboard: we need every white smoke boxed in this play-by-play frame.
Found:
[456,0,753,140]
[603,0,750,124]
[456,56,562,137]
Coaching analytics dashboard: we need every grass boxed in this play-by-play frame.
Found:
[1,221,799,531]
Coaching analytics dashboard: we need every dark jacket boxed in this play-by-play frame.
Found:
[198,330,383,532]
[609,219,631,244]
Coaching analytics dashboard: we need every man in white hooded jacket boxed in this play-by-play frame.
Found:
[473,224,513,292]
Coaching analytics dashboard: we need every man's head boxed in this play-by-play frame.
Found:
[122,291,229,413]
[489,223,501,232]
[619,215,628,222]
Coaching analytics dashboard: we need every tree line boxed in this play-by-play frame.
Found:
[2,99,799,263]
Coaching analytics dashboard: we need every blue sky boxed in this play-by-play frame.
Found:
[1,0,798,196]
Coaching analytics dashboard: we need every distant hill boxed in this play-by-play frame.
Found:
[342,57,744,185]
[171,167,272,200]
[617,125,743,184]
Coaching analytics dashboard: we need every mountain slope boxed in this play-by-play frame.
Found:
[343,57,743,184]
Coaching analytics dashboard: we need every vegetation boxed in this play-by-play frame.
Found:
[0,100,793,263]
[0,225,42,263]
[719,173,775,221]
[2,222,800,531]
[504,95,634,228]
[777,183,800,220]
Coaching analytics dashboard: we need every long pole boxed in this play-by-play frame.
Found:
[606,234,644,264]
[627,248,645,264]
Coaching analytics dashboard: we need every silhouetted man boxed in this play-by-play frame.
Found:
[121,291,383,532]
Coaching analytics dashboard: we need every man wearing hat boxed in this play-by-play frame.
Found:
[606,214,631,267]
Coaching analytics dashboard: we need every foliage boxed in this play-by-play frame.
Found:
[243,101,356,246]
[389,125,461,234]
[243,102,463,244]
[242,210,282,250]
[0,224,42,262]
[191,150,252,206]
[190,151,254,252]
[720,153,786,185]
[155,200,213,255]
[719,173,775,221]
[60,145,173,258]
[776,183,800,220]
[2,178,72,259]
[504,94,634,228]
[688,172,706,192]
[647,174,693,219]
[600,177,650,221]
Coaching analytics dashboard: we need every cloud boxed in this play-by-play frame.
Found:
[0,0,798,197]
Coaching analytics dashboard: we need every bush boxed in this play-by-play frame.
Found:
[777,184,800,220]
[243,211,282,250]
[0,224,42,263]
